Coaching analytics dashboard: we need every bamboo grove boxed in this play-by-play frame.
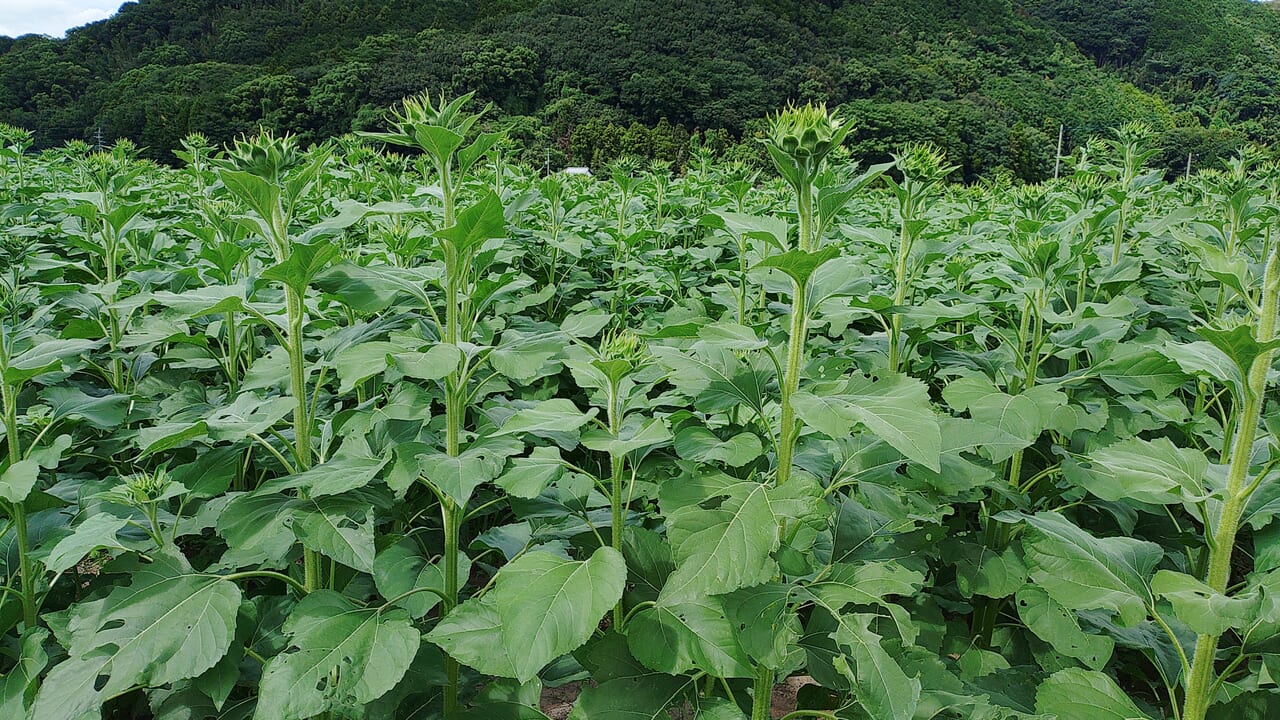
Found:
[0,98,1277,720]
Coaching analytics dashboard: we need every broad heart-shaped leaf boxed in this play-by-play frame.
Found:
[289,497,376,573]
[1065,437,1208,506]
[567,673,696,720]
[1198,323,1280,380]
[257,452,388,497]
[1005,511,1160,626]
[626,596,753,678]
[3,338,99,384]
[32,554,241,720]
[942,375,1064,463]
[413,124,465,161]
[1164,340,1244,396]
[436,191,506,256]
[39,386,130,428]
[1015,586,1114,671]
[1094,345,1186,399]
[314,262,435,313]
[261,239,340,295]
[417,437,521,507]
[751,246,840,288]
[793,373,941,472]
[581,416,673,457]
[217,168,280,233]
[657,476,776,604]
[34,512,130,574]
[216,491,299,568]
[673,425,763,467]
[0,628,48,718]
[657,471,820,604]
[255,591,420,720]
[428,547,626,683]
[333,340,402,394]
[373,539,470,619]
[571,632,699,718]
[702,210,789,251]
[493,398,598,441]
[722,583,803,670]
[1034,668,1152,720]
[495,446,565,499]
[0,459,38,503]
[832,613,921,720]
[392,342,463,382]
[1151,570,1263,636]
[204,393,295,442]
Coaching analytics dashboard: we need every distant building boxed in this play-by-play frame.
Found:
[563,166,592,176]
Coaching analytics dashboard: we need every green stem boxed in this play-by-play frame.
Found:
[442,498,462,716]
[225,310,240,394]
[284,287,320,594]
[1182,243,1279,720]
[1110,201,1128,266]
[751,664,773,720]
[888,205,914,374]
[608,383,626,628]
[776,279,808,487]
[1,380,34,629]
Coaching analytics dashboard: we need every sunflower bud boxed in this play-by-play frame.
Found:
[600,328,648,369]
[224,130,303,182]
[765,102,852,164]
[124,468,173,505]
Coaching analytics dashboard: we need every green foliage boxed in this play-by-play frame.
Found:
[0,96,1278,720]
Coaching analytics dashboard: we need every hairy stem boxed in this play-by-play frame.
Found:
[1182,244,1279,720]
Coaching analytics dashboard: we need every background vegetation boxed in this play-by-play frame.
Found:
[2,0,1278,180]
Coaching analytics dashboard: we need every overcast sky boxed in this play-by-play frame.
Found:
[0,1,119,38]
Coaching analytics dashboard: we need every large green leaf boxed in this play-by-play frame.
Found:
[1034,668,1152,720]
[32,554,241,720]
[657,476,779,604]
[417,439,519,507]
[793,373,940,471]
[1067,437,1208,506]
[261,240,340,295]
[1015,586,1114,670]
[257,453,388,497]
[626,597,753,678]
[34,513,130,574]
[0,459,38,504]
[428,547,625,683]
[436,191,506,255]
[255,591,420,720]
[1008,511,1160,625]
[0,629,48,718]
[832,613,921,720]
[3,339,99,384]
[673,425,763,467]
[373,539,470,619]
[289,497,376,573]
[1151,570,1263,636]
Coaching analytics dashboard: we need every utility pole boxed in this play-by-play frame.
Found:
[1185,152,1193,181]
[94,127,104,151]
[1054,124,1064,180]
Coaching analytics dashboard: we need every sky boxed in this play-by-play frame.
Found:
[0,0,119,38]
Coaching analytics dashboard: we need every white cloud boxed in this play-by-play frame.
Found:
[0,1,120,38]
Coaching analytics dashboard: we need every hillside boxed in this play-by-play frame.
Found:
[0,0,1267,178]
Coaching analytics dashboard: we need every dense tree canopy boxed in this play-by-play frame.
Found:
[0,0,1273,179]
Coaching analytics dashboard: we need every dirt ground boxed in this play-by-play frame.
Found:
[540,675,818,719]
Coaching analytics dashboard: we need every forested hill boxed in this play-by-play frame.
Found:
[0,0,1274,179]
